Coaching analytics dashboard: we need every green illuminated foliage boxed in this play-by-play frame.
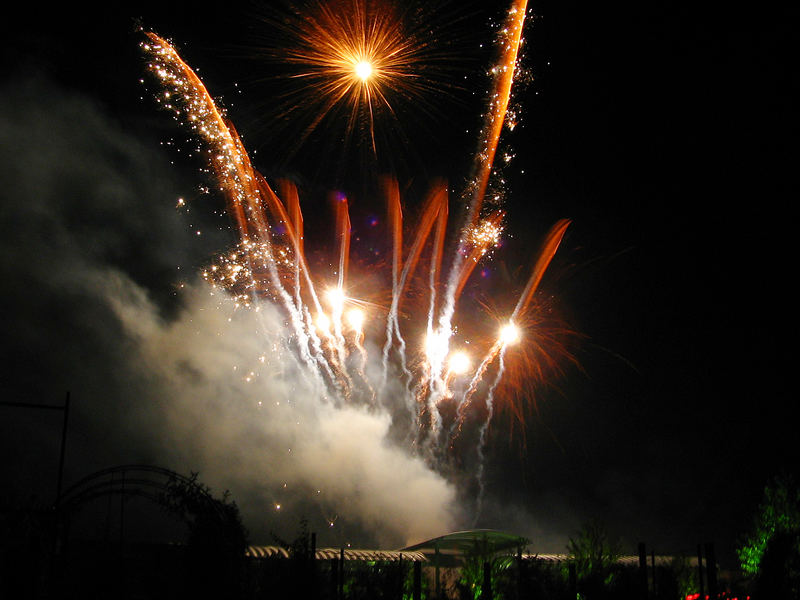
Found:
[455,536,516,600]
[737,474,800,576]
[566,520,621,583]
[565,520,622,599]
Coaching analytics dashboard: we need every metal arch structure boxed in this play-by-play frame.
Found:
[56,464,226,524]
[246,546,427,562]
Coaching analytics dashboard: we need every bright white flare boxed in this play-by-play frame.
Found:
[354,60,373,82]
[347,308,365,331]
[326,287,346,310]
[316,312,331,333]
[425,329,451,366]
[499,322,520,345]
[448,350,471,375]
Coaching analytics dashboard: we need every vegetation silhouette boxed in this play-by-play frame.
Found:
[738,473,800,599]
[160,471,249,599]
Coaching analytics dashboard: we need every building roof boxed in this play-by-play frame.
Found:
[402,529,529,565]
[520,553,689,566]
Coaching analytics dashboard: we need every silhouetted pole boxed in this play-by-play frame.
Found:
[310,532,317,596]
[434,543,441,599]
[396,554,402,600]
[568,562,577,597]
[696,544,704,598]
[651,549,657,598]
[704,542,717,598]
[339,547,345,600]
[120,469,125,545]
[0,391,71,503]
[330,557,338,600]
[413,560,421,600]
[118,469,126,588]
[482,561,492,600]
[56,391,70,501]
[638,542,648,600]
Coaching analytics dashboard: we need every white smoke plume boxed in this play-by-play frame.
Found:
[0,74,458,548]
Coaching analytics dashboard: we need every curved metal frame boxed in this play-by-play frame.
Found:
[57,464,223,522]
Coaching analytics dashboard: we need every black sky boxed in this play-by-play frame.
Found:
[1,1,796,569]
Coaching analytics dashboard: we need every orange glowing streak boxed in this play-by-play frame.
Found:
[335,193,351,290]
[512,218,571,320]
[428,190,449,320]
[470,1,528,223]
[385,178,403,290]
[253,172,323,313]
[394,183,448,301]
[144,33,252,238]
[280,180,304,258]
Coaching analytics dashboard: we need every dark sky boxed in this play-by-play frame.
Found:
[1,1,795,569]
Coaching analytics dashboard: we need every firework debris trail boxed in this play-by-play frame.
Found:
[422,0,532,439]
[141,0,570,520]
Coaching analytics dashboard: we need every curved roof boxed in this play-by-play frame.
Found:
[403,529,529,559]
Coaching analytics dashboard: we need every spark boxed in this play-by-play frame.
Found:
[466,218,504,256]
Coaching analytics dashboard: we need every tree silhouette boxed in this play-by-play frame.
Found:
[160,472,249,599]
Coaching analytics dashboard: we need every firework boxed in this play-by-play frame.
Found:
[142,0,571,518]
[253,0,469,169]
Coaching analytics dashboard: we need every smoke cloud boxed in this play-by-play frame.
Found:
[0,74,458,548]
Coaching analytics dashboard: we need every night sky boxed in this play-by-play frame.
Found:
[1,1,795,569]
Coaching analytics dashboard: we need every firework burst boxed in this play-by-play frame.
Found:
[247,0,479,179]
[280,0,421,154]
[141,0,572,518]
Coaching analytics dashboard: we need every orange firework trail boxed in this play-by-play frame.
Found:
[142,0,571,517]
[467,0,529,225]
